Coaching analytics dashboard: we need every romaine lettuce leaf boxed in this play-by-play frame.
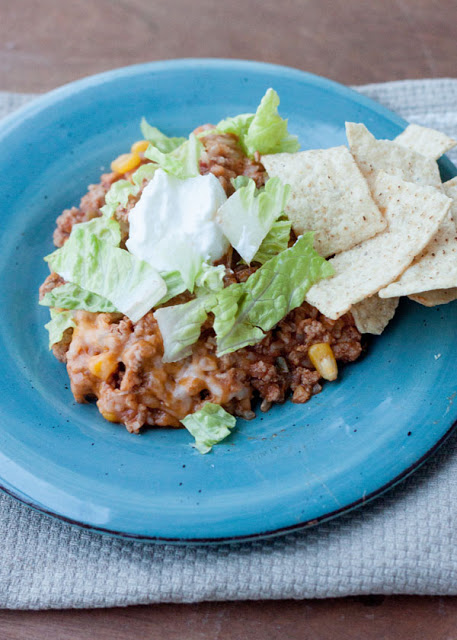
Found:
[145,133,202,179]
[195,263,226,295]
[216,113,254,144]
[84,216,122,245]
[151,237,203,293]
[216,177,290,264]
[140,118,186,153]
[100,180,138,218]
[231,175,252,191]
[46,226,166,323]
[251,218,292,264]
[44,309,75,348]
[40,282,117,313]
[244,88,300,156]
[213,233,334,355]
[181,403,237,454]
[157,271,188,305]
[154,294,216,363]
[131,163,157,188]
[214,89,299,158]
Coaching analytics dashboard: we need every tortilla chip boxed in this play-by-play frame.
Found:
[409,288,457,307]
[305,173,451,319]
[443,176,457,225]
[395,124,456,160]
[346,123,441,192]
[351,295,399,335]
[261,146,386,257]
[379,179,457,298]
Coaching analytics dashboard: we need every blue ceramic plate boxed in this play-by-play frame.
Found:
[0,59,456,543]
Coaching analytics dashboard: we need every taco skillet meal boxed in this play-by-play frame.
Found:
[38,89,457,453]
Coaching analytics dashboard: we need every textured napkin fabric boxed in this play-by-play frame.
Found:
[2,79,457,610]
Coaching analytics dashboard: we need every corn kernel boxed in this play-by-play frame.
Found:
[110,152,141,174]
[131,140,150,153]
[308,343,338,381]
[101,411,119,423]
[88,352,118,381]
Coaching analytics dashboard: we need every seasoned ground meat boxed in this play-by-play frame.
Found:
[52,327,74,364]
[39,272,74,362]
[39,272,65,299]
[199,131,267,195]
[65,303,361,433]
[53,173,118,247]
[42,127,363,433]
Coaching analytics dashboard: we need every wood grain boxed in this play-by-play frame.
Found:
[1,596,457,639]
[3,0,457,636]
[1,0,457,92]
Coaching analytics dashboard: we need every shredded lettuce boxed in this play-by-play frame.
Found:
[215,89,299,158]
[46,225,166,323]
[145,134,202,179]
[140,118,186,153]
[244,88,300,156]
[252,218,292,264]
[101,165,157,219]
[155,294,216,363]
[231,175,252,191]
[181,403,237,454]
[217,177,290,264]
[213,283,259,353]
[214,233,334,355]
[44,309,75,348]
[155,263,227,361]
[100,180,137,218]
[131,163,157,188]
[195,263,226,295]
[66,216,122,246]
[157,271,188,305]
[41,271,189,317]
[151,237,203,293]
[40,282,117,313]
[216,113,254,145]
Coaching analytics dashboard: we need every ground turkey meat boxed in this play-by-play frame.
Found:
[41,128,363,433]
[53,173,119,247]
[65,303,361,433]
[199,129,267,195]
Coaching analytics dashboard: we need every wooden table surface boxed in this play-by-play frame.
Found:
[2,0,457,637]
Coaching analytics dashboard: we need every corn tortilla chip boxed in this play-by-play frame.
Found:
[406,180,457,307]
[443,176,457,225]
[261,146,386,257]
[409,288,457,307]
[379,178,457,298]
[351,295,399,335]
[395,123,456,160]
[305,172,451,319]
[346,123,441,192]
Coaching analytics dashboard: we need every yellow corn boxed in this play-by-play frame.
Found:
[308,343,338,381]
[88,352,118,381]
[110,152,141,174]
[131,140,150,153]
[101,410,119,423]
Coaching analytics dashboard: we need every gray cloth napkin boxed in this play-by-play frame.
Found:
[2,79,457,610]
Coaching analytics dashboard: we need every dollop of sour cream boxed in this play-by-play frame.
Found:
[126,169,228,274]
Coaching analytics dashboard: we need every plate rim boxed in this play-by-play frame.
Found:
[1,57,456,544]
[0,57,410,135]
